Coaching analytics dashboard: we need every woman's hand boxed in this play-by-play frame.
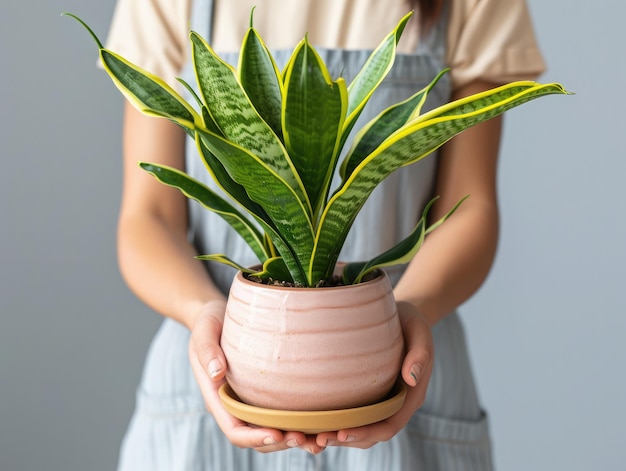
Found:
[188,300,325,454]
[315,301,434,449]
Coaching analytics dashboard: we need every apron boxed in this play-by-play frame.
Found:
[118,1,494,469]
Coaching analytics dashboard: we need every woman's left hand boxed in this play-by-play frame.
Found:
[315,301,434,449]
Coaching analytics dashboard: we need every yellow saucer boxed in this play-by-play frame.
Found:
[218,382,408,434]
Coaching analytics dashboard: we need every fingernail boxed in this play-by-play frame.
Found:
[326,439,337,446]
[342,435,357,443]
[409,364,421,386]
[208,359,223,378]
[287,439,299,448]
[263,436,276,446]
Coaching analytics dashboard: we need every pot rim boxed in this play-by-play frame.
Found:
[237,265,386,292]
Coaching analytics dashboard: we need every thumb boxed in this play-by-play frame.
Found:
[396,302,434,388]
[189,303,228,381]
[402,346,431,387]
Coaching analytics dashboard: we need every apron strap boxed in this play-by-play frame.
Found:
[190,0,215,45]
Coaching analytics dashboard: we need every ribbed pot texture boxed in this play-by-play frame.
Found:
[221,269,404,411]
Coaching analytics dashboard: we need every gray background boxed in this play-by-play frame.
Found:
[1,1,624,470]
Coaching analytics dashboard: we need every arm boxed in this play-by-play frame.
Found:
[316,80,503,448]
[118,103,321,453]
[117,103,221,325]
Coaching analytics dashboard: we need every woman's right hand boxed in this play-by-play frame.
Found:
[188,300,325,454]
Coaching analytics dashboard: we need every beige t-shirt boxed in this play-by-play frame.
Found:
[105,0,545,90]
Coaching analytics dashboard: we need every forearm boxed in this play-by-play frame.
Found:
[117,213,226,330]
[393,199,498,325]
[118,103,226,330]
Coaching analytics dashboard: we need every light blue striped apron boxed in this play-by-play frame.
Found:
[117,1,494,469]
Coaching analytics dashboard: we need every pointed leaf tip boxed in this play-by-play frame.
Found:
[249,6,256,28]
[61,13,104,49]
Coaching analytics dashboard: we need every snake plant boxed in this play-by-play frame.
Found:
[65,12,569,287]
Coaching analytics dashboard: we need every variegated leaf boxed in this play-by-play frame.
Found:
[196,127,314,281]
[139,163,268,261]
[340,69,447,181]
[282,38,348,220]
[190,32,310,212]
[239,27,284,139]
[311,82,570,282]
[340,12,413,146]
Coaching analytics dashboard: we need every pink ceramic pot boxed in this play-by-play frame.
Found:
[221,269,404,411]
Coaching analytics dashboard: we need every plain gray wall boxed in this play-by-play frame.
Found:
[1,1,624,470]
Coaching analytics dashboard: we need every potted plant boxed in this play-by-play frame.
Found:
[65,11,568,418]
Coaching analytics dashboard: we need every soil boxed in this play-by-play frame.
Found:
[245,269,379,288]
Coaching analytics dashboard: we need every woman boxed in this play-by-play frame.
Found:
[106,0,545,468]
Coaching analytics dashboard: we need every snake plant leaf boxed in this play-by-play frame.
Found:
[63,13,200,133]
[190,32,311,213]
[239,27,284,139]
[340,11,413,146]
[264,233,277,257]
[282,38,348,220]
[194,255,295,284]
[398,82,571,166]
[341,194,468,284]
[142,159,306,285]
[139,162,268,261]
[343,219,426,285]
[195,254,257,273]
[202,136,309,285]
[412,82,553,125]
[176,78,225,137]
[340,69,447,181]
[173,78,225,136]
[194,134,270,223]
[176,77,203,109]
[424,195,469,235]
[195,127,314,277]
[195,136,308,285]
[310,81,570,282]
[249,257,294,283]
[100,50,200,133]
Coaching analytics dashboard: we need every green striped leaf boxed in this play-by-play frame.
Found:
[342,195,467,284]
[194,134,270,224]
[194,256,295,284]
[311,82,570,282]
[341,11,413,145]
[139,163,268,261]
[64,13,200,133]
[195,254,256,273]
[343,219,425,285]
[239,27,284,139]
[282,38,348,221]
[195,135,308,285]
[100,50,199,132]
[196,127,314,281]
[250,257,294,283]
[190,32,310,213]
[340,69,447,181]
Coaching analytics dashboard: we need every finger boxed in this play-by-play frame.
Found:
[320,368,431,449]
[401,343,432,388]
[298,434,326,454]
[191,313,228,381]
[189,344,288,449]
[397,305,434,388]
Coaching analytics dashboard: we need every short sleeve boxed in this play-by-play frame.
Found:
[104,0,191,88]
[447,0,546,90]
